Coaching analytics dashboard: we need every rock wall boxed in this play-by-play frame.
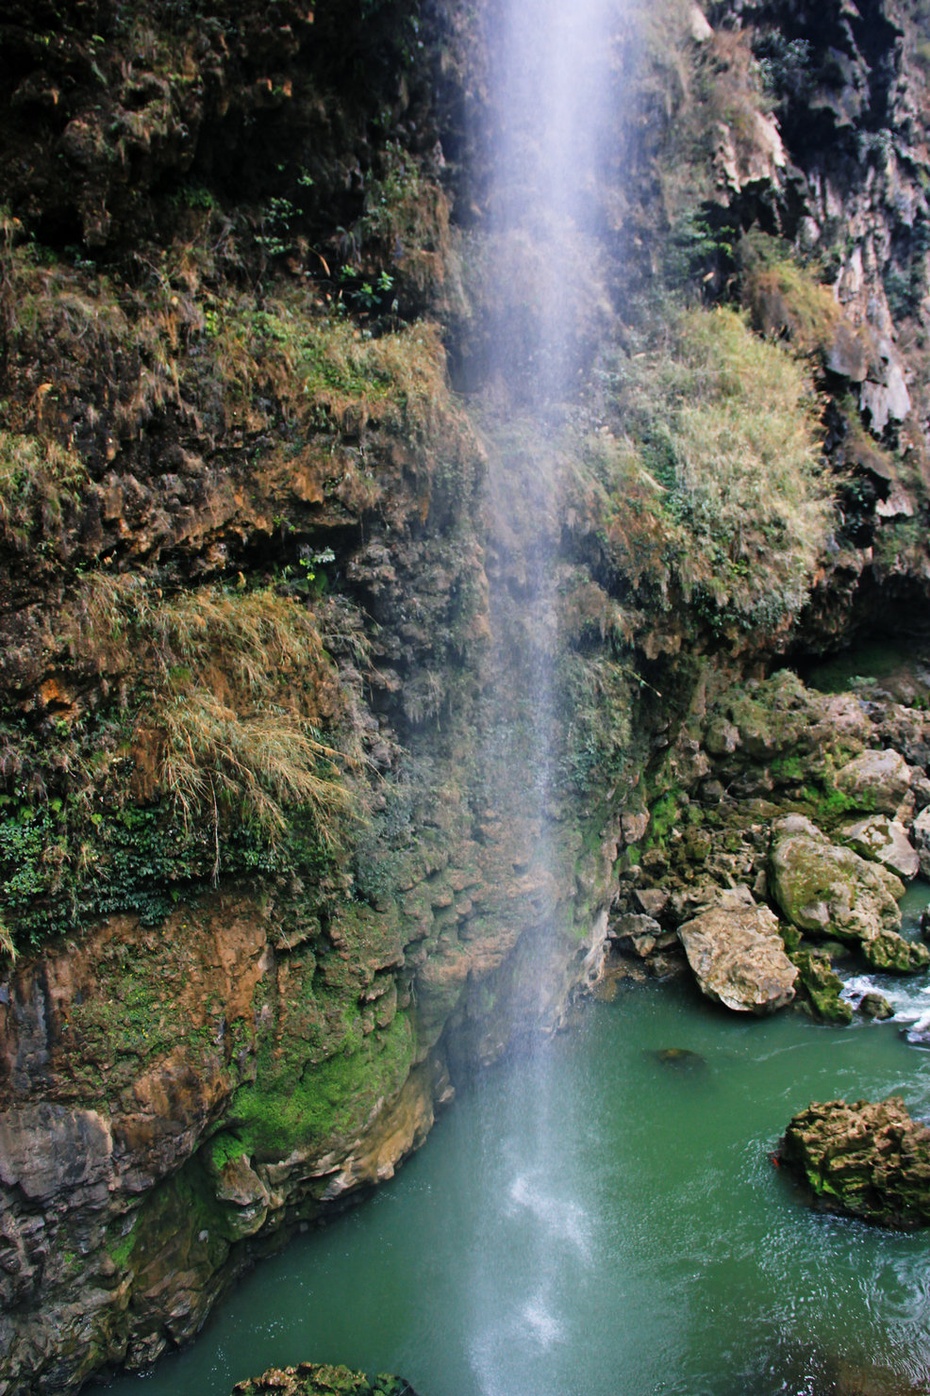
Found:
[4,0,930,1391]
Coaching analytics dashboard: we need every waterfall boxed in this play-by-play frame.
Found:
[463,0,623,1035]
[463,3,625,1390]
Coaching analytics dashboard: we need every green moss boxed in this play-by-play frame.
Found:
[769,753,807,785]
[207,1132,249,1173]
[230,1010,416,1160]
[105,1212,140,1270]
[647,788,683,848]
[791,948,853,1024]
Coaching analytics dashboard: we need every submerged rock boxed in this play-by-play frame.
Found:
[678,899,797,1014]
[780,1097,930,1228]
[649,1047,706,1069]
[231,1364,420,1395]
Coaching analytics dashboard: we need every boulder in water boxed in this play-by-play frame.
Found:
[231,1364,420,1396]
[790,948,853,1024]
[678,899,797,1014]
[859,991,894,1020]
[780,1096,930,1228]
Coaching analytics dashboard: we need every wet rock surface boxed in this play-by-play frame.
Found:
[780,1097,930,1228]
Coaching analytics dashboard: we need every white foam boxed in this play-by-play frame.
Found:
[507,1173,592,1258]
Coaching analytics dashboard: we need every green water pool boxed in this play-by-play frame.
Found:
[100,959,930,1396]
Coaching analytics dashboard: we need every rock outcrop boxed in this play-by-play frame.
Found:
[780,1097,930,1228]
[231,1364,419,1396]
[230,1368,418,1390]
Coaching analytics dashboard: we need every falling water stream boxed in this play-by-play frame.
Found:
[102,4,930,1392]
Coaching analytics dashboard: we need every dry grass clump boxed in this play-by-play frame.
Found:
[204,291,451,440]
[0,919,16,963]
[660,307,828,617]
[739,233,846,356]
[0,430,87,542]
[159,694,348,845]
[65,578,355,854]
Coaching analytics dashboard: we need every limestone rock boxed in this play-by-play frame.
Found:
[840,815,919,880]
[860,345,912,435]
[633,887,669,920]
[689,3,713,42]
[769,816,928,971]
[231,1363,420,1395]
[620,810,649,845]
[833,749,912,814]
[678,901,797,1014]
[780,1097,930,1228]
[609,913,662,958]
[911,806,930,879]
[0,1104,113,1202]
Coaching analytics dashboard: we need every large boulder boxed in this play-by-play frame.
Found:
[231,1364,420,1396]
[839,815,919,881]
[780,1097,930,1228]
[833,749,912,815]
[678,895,797,1014]
[769,816,927,972]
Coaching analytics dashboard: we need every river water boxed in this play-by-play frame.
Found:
[103,924,930,1396]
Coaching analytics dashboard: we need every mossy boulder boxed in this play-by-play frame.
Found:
[769,815,927,971]
[780,1097,930,1228]
[832,749,912,815]
[231,1363,419,1395]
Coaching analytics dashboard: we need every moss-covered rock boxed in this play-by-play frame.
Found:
[231,1362,419,1396]
[780,1097,930,1228]
[790,948,854,1023]
[833,750,912,816]
[767,814,929,972]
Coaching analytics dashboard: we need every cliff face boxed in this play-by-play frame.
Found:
[3,0,930,1391]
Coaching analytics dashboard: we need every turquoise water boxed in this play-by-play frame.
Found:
[101,968,930,1396]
